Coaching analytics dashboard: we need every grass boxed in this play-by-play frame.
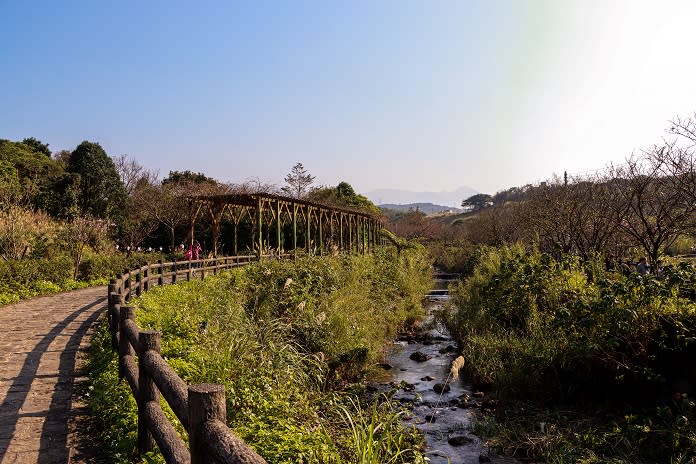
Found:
[87,247,433,463]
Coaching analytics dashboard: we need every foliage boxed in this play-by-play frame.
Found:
[440,245,696,462]
[308,182,381,215]
[281,162,315,199]
[0,252,152,306]
[0,205,58,260]
[461,193,494,212]
[89,249,432,462]
[66,141,127,221]
[0,138,63,206]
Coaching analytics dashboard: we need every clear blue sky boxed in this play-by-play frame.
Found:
[2,0,696,195]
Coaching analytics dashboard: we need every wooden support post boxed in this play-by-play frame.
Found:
[348,216,353,253]
[187,260,192,281]
[119,306,136,380]
[339,214,344,252]
[306,205,311,253]
[124,269,131,302]
[157,260,164,286]
[292,204,297,256]
[362,218,367,254]
[189,384,226,464]
[318,210,323,256]
[138,331,161,453]
[135,271,142,297]
[144,263,150,292]
[233,221,239,256]
[276,200,282,254]
[256,196,263,260]
[172,260,177,284]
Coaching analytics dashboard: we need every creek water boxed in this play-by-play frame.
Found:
[370,276,517,464]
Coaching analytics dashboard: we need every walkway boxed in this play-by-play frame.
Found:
[0,287,106,464]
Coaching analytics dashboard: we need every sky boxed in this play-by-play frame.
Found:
[2,0,696,197]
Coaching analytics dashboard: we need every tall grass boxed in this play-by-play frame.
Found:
[88,248,433,463]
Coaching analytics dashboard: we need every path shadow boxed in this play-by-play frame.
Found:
[0,296,105,463]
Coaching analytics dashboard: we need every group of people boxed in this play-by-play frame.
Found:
[635,257,664,277]
[606,256,666,278]
[182,241,202,261]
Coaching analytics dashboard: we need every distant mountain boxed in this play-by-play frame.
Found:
[379,203,462,215]
[366,186,477,208]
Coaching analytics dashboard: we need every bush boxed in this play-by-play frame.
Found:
[89,249,432,463]
[440,245,696,462]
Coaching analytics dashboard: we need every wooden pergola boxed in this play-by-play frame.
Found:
[188,193,385,257]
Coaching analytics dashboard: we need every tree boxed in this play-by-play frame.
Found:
[113,154,159,195]
[21,137,51,157]
[461,193,494,212]
[66,141,127,220]
[154,172,229,250]
[307,181,380,214]
[608,145,696,264]
[281,163,315,198]
[0,139,62,203]
[162,170,217,185]
[0,161,22,207]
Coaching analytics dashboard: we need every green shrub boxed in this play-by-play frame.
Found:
[441,245,696,462]
[89,249,432,463]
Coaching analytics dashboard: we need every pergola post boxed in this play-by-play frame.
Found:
[339,214,344,251]
[292,203,298,256]
[256,196,263,259]
[306,204,311,254]
[318,210,324,256]
[276,200,282,254]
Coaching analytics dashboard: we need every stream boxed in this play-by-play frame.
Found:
[370,274,517,464]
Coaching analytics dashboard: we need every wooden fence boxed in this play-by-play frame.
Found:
[107,255,268,464]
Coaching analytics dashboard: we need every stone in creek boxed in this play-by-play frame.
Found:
[376,362,393,370]
[421,375,435,381]
[439,344,457,354]
[433,383,451,394]
[401,382,416,391]
[473,391,485,398]
[409,351,430,362]
[448,435,473,446]
[425,414,437,423]
[479,453,492,462]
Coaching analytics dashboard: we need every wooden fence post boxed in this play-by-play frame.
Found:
[135,270,142,297]
[138,331,161,453]
[124,269,131,302]
[172,260,178,284]
[187,260,192,281]
[118,306,136,380]
[144,262,150,292]
[158,260,164,286]
[188,384,225,464]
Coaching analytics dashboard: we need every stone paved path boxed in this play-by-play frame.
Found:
[0,287,106,464]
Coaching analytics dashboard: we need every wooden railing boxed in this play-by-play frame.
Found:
[107,255,268,464]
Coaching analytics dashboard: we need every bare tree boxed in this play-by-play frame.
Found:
[281,163,315,198]
[113,154,159,196]
[667,115,696,208]
[608,145,695,264]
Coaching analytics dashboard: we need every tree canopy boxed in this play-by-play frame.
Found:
[308,181,380,214]
[461,193,494,212]
[66,141,127,220]
[281,163,315,198]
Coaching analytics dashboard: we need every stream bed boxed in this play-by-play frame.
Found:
[369,276,518,464]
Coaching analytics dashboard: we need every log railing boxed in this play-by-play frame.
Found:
[107,255,269,464]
